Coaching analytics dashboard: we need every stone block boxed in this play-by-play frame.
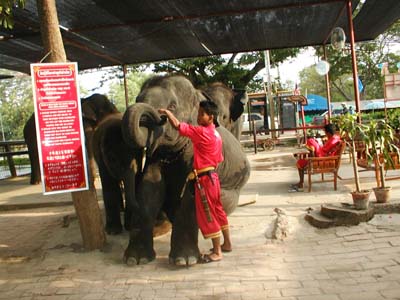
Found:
[321,204,374,224]
[304,211,335,229]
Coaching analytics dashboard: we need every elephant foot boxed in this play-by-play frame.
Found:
[123,255,151,266]
[105,224,123,235]
[169,255,198,267]
[123,243,155,266]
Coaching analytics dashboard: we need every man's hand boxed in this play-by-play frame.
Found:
[158,108,180,129]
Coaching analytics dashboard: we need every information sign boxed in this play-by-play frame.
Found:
[31,62,88,194]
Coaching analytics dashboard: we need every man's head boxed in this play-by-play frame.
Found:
[341,102,347,107]
[198,100,219,127]
[324,123,336,136]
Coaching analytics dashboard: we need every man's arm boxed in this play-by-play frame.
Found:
[158,109,180,130]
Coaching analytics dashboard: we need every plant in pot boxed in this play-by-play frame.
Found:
[333,113,371,209]
[363,118,400,203]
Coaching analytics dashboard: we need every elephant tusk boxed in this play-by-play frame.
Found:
[141,147,147,172]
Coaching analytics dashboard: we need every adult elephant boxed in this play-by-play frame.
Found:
[23,93,118,186]
[202,82,247,140]
[121,74,250,266]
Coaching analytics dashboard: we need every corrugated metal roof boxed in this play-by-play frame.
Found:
[0,0,399,74]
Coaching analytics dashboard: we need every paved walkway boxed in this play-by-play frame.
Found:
[1,146,400,300]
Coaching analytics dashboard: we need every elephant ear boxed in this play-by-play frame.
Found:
[230,89,248,122]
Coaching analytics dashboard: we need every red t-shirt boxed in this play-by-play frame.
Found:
[179,122,223,169]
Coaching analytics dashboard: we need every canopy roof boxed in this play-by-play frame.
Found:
[303,94,328,111]
[1,0,399,74]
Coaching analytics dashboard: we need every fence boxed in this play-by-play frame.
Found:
[0,140,30,179]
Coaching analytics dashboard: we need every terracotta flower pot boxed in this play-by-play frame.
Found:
[373,186,391,203]
[351,190,371,210]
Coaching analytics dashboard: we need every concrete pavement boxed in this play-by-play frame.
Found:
[1,146,400,300]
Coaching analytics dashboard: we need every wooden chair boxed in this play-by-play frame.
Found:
[295,141,346,192]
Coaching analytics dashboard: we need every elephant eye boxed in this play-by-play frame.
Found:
[167,102,177,111]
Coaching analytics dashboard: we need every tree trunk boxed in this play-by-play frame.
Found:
[36,0,66,62]
[36,0,106,250]
[351,140,361,192]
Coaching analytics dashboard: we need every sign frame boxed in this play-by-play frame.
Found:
[31,62,89,195]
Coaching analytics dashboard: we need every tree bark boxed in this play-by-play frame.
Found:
[36,0,66,62]
[36,0,106,250]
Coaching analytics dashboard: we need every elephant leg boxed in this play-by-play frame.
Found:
[98,164,123,235]
[124,163,164,266]
[168,184,200,267]
[24,114,41,185]
[122,169,137,231]
[29,146,41,185]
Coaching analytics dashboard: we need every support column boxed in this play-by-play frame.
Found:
[36,0,106,250]
[346,0,361,117]
[323,45,332,119]
[264,50,276,139]
[123,65,129,108]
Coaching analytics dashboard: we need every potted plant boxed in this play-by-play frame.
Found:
[363,118,399,203]
[333,113,371,209]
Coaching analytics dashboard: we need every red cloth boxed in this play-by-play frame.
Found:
[297,134,341,169]
[179,122,227,238]
[179,122,223,169]
[194,173,228,238]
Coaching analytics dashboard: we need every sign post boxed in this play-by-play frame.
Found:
[31,62,88,194]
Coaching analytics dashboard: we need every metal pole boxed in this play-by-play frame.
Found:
[323,45,332,119]
[264,50,276,139]
[300,106,307,142]
[346,0,361,117]
[123,65,129,108]
[0,112,5,141]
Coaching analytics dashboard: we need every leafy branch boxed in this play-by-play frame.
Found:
[0,0,25,29]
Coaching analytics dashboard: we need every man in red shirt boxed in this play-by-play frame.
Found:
[290,123,341,192]
[159,100,231,263]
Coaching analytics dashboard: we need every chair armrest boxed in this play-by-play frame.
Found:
[293,151,311,159]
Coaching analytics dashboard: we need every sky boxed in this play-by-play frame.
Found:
[273,48,317,85]
[79,44,399,94]
[79,48,318,94]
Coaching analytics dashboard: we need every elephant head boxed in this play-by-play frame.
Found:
[81,93,119,129]
[202,83,247,140]
[122,75,202,156]
[81,94,119,186]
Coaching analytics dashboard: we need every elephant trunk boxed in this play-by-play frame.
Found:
[122,103,164,151]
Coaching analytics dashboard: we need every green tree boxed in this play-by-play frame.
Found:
[107,70,151,111]
[299,65,354,102]
[151,49,301,90]
[0,0,24,29]
[312,20,400,101]
[0,70,32,140]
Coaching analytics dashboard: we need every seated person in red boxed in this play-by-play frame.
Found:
[290,123,341,192]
